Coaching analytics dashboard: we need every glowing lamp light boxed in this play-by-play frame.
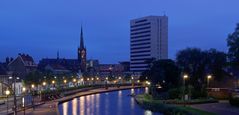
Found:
[207,75,212,79]
[183,75,188,79]
[43,82,46,86]
[31,84,35,88]
[6,90,10,95]
[22,87,26,92]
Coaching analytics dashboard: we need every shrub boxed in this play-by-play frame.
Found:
[168,88,181,99]
[229,96,239,107]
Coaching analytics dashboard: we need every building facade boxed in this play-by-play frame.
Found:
[8,54,37,79]
[130,15,168,73]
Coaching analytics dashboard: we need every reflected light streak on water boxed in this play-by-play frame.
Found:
[131,89,135,109]
[79,96,84,115]
[86,95,90,115]
[90,94,95,114]
[96,94,100,115]
[72,98,77,115]
[145,87,149,94]
[104,93,109,115]
[117,90,122,115]
[59,88,162,115]
[63,102,68,115]
[145,110,153,115]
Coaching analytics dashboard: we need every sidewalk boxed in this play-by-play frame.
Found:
[17,86,142,115]
[190,100,239,115]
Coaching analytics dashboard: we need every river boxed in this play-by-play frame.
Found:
[58,88,162,115]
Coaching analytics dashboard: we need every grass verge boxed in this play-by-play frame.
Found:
[135,94,216,115]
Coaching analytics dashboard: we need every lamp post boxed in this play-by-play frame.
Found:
[105,77,108,89]
[42,82,46,103]
[73,78,77,86]
[118,77,121,88]
[131,76,134,87]
[42,82,46,88]
[52,80,55,89]
[31,84,35,110]
[22,87,26,115]
[207,75,212,98]
[6,89,10,115]
[183,74,188,106]
[91,78,94,85]
[64,80,67,88]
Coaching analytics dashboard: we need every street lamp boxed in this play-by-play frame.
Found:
[73,78,77,87]
[31,84,35,89]
[64,79,67,84]
[6,89,10,114]
[131,76,134,87]
[207,75,212,98]
[105,77,108,89]
[207,75,212,87]
[183,74,188,106]
[22,87,26,115]
[43,82,46,86]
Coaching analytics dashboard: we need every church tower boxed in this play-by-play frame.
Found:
[78,26,87,72]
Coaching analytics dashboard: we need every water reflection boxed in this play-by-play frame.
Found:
[96,94,100,115]
[63,102,68,115]
[79,96,85,115]
[117,91,122,115]
[59,88,162,115]
[72,98,77,115]
[145,110,153,115]
[145,87,149,94]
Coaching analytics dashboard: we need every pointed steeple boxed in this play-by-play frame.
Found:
[80,26,84,49]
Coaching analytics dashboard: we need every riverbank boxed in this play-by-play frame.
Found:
[135,94,216,115]
[18,86,143,115]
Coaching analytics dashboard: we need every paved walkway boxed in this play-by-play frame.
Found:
[17,86,141,115]
[190,100,239,115]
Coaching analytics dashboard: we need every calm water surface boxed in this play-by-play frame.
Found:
[58,88,162,115]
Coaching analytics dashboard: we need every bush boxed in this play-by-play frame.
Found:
[229,96,239,107]
[168,88,181,99]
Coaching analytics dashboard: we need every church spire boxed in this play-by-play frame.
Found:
[80,26,84,49]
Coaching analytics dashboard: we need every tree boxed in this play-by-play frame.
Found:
[146,59,181,89]
[206,49,227,81]
[176,48,227,90]
[24,70,44,86]
[176,48,207,90]
[227,23,239,65]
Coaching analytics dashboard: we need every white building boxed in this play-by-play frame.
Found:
[130,16,168,73]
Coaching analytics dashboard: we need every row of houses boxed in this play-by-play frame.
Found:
[0,53,131,96]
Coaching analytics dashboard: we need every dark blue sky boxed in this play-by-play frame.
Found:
[0,0,239,64]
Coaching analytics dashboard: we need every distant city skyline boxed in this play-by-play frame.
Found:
[1,0,239,63]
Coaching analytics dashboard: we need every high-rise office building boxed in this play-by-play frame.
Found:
[130,16,168,73]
